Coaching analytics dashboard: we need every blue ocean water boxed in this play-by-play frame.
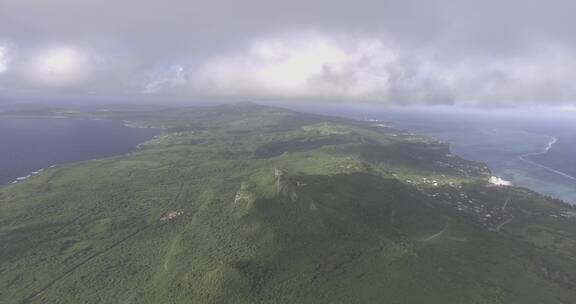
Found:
[284,102,576,204]
[376,109,576,205]
[0,117,161,185]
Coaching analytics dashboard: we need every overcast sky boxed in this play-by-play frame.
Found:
[1,0,576,106]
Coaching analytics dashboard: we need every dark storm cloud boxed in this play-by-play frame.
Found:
[1,0,576,105]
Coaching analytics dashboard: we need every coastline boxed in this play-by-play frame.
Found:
[9,165,56,185]
[370,115,576,205]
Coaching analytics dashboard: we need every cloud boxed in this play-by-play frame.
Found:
[0,43,11,74]
[142,65,188,94]
[21,46,93,86]
[189,32,576,105]
[1,0,576,106]
[189,34,429,103]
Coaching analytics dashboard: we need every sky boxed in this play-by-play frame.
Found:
[1,0,576,106]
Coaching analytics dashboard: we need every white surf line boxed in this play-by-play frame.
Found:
[10,166,52,184]
[518,133,576,182]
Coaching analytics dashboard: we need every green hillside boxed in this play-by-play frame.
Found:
[1,103,576,303]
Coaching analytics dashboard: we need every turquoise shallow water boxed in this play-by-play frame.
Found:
[408,127,576,204]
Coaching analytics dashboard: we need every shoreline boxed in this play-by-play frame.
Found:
[0,113,165,131]
[8,165,56,185]
[518,134,576,182]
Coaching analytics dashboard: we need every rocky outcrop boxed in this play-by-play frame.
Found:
[234,182,255,205]
[275,168,298,202]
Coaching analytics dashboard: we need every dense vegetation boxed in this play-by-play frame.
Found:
[1,103,576,303]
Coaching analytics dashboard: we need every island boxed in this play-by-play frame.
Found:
[1,103,575,304]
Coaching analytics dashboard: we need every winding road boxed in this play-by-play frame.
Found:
[495,198,513,232]
[422,222,449,242]
[495,215,515,232]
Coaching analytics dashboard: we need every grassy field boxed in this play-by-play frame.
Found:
[1,103,576,303]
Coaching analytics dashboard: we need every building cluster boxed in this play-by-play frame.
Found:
[421,187,515,231]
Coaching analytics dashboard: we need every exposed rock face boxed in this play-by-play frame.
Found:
[274,168,298,202]
[309,201,318,211]
[160,210,183,221]
[274,168,286,179]
[234,182,254,205]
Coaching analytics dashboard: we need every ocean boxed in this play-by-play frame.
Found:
[0,117,161,185]
[284,103,576,205]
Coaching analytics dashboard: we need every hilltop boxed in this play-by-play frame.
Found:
[1,103,576,303]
